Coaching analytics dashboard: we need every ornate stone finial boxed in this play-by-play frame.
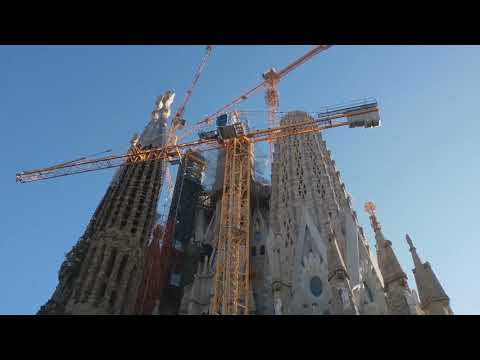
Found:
[151,90,176,123]
[406,234,414,250]
[364,201,381,233]
[130,133,140,147]
[162,90,175,112]
[364,201,376,216]
[405,234,453,315]
[406,233,423,269]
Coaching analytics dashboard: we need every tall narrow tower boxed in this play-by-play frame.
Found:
[38,91,174,315]
[406,234,453,315]
[267,111,383,315]
[364,202,418,315]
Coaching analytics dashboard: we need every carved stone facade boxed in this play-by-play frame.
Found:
[179,111,392,315]
[173,116,453,316]
[38,92,173,315]
[266,111,387,315]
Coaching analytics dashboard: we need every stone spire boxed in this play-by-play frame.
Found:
[406,234,453,315]
[364,202,417,315]
[140,90,175,148]
[38,94,173,315]
[326,222,359,315]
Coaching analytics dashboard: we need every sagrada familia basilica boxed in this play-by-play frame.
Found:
[37,92,453,315]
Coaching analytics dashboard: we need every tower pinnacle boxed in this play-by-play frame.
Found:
[140,90,175,148]
[364,201,417,315]
[406,234,453,315]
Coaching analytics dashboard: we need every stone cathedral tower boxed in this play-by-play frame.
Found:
[267,111,388,315]
[38,91,174,315]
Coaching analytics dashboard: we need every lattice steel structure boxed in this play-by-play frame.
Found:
[211,137,253,315]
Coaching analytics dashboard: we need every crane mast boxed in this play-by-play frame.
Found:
[212,136,252,315]
[209,100,378,315]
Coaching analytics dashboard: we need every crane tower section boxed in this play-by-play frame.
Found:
[267,108,383,315]
[211,135,253,315]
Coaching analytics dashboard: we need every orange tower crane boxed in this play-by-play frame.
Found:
[262,45,332,160]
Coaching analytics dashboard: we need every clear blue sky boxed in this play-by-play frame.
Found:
[1,45,479,315]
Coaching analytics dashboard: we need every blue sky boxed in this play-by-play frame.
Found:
[1,45,479,315]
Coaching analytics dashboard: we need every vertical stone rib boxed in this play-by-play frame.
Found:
[94,246,118,306]
[89,244,111,303]
[71,244,95,302]
[114,260,133,314]
[82,244,106,303]
[102,251,125,306]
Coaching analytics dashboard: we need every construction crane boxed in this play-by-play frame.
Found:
[171,45,214,129]
[16,100,379,183]
[166,45,214,146]
[177,45,332,143]
[16,99,381,315]
[262,45,332,160]
[160,45,214,206]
